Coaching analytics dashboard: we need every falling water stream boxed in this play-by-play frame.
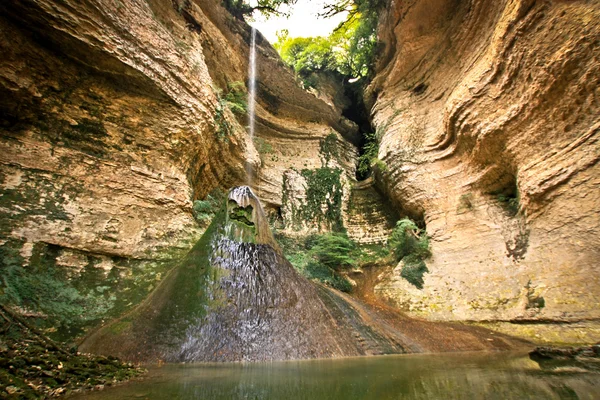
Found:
[246,27,257,185]
[77,186,600,398]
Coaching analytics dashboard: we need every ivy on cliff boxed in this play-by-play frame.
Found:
[275,232,357,292]
[301,167,344,231]
[213,82,247,141]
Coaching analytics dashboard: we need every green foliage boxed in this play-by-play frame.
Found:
[328,2,380,79]
[282,167,344,232]
[497,193,519,216]
[399,255,429,290]
[357,130,381,178]
[310,233,358,270]
[193,189,226,225]
[320,132,339,165]
[301,167,344,231]
[273,0,382,81]
[306,261,353,292]
[214,101,232,141]
[0,242,115,338]
[388,218,431,289]
[223,81,247,115]
[275,232,356,292]
[389,219,431,261]
[213,82,247,141]
[275,34,337,85]
[223,0,297,19]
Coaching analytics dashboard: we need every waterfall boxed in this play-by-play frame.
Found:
[247,27,257,184]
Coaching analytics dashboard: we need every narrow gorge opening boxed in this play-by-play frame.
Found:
[340,81,377,181]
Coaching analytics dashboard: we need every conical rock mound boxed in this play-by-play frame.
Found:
[80,187,528,362]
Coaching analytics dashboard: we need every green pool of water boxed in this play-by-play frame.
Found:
[70,352,599,399]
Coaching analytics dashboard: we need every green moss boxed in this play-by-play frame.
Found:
[0,227,196,343]
[108,320,132,334]
[0,307,144,398]
[229,204,254,227]
[0,241,116,340]
[0,171,76,237]
[281,167,344,232]
[320,132,338,166]
[213,82,248,141]
[154,212,230,334]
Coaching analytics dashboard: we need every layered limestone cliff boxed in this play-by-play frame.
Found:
[369,0,600,343]
[0,0,356,338]
[2,0,597,347]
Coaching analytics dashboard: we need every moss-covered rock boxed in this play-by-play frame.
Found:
[0,305,144,399]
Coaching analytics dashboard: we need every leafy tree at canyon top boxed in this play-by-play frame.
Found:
[223,0,298,19]
[273,0,381,81]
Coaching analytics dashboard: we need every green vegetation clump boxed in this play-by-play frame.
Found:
[276,232,358,292]
[497,193,519,216]
[223,0,297,19]
[301,167,344,231]
[320,132,339,166]
[282,167,344,232]
[309,233,357,270]
[357,129,387,178]
[274,0,382,82]
[388,218,431,289]
[193,189,226,226]
[213,81,247,141]
[457,193,474,212]
[222,81,247,115]
[0,304,144,398]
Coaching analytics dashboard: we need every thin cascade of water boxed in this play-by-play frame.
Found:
[247,27,257,185]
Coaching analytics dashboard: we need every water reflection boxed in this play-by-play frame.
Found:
[71,352,599,399]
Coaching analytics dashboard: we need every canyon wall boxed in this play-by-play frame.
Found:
[0,0,356,338]
[2,0,598,346]
[370,0,600,343]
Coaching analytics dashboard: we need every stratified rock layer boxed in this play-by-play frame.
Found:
[369,0,600,343]
[0,0,356,336]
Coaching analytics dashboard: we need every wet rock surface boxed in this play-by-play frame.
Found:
[530,345,600,372]
[80,187,529,363]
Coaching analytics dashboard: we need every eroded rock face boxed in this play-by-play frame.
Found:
[0,0,356,337]
[369,0,600,342]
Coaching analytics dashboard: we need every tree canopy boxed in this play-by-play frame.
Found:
[273,0,381,83]
[223,0,298,19]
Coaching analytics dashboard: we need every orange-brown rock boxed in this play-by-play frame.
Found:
[369,0,600,343]
[0,0,356,336]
